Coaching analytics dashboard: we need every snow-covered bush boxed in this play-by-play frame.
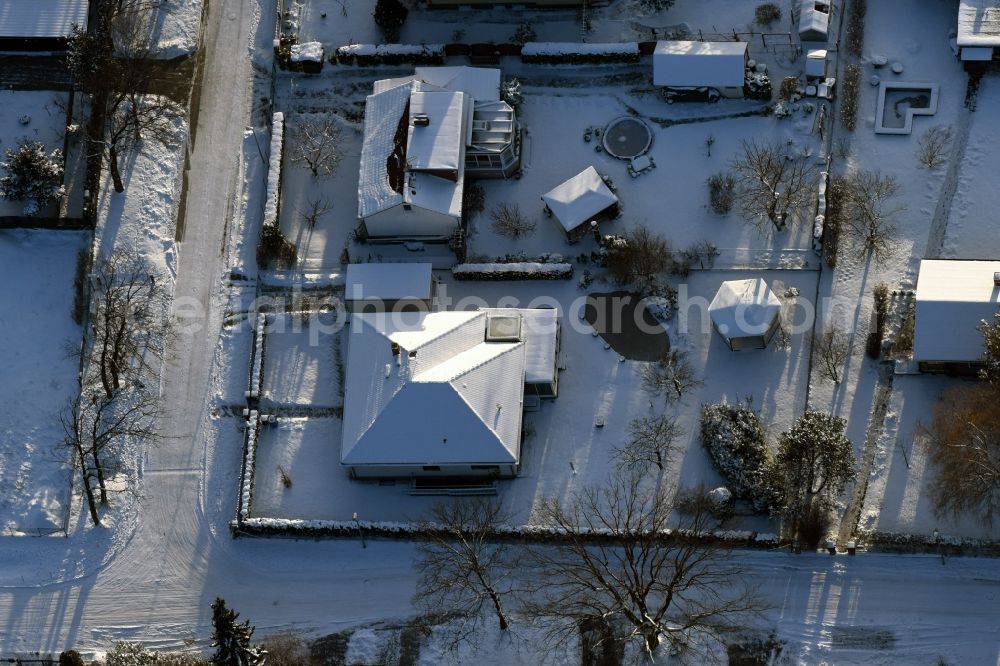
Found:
[105,641,157,666]
[754,3,782,26]
[0,139,65,216]
[700,400,781,513]
[373,0,408,42]
[334,43,444,65]
[500,76,524,111]
[263,112,284,228]
[708,172,735,215]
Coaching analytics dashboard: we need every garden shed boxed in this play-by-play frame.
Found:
[708,279,782,351]
[653,41,749,99]
[913,259,1000,373]
[798,1,831,43]
[541,166,619,240]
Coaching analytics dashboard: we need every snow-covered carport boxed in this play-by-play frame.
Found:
[0,0,88,51]
[541,166,619,241]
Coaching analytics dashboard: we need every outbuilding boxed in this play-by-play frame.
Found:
[541,166,620,241]
[708,279,782,351]
[0,0,89,51]
[913,259,1000,373]
[344,263,435,313]
[653,41,749,99]
[798,1,831,43]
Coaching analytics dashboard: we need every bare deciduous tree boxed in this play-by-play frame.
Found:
[917,125,953,169]
[813,324,850,384]
[414,499,520,642]
[978,312,1000,387]
[62,387,158,525]
[729,140,818,232]
[604,224,672,287]
[614,414,682,472]
[89,250,168,398]
[524,473,766,659]
[840,170,903,266]
[927,385,1000,526]
[490,202,535,239]
[289,115,343,178]
[640,349,700,405]
[69,1,184,192]
[298,197,333,228]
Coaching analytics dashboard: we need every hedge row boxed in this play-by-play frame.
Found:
[452,262,573,280]
[332,43,445,65]
[330,41,642,66]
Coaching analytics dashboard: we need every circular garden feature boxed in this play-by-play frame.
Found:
[602,116,653,159]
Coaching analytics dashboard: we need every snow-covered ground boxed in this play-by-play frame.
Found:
[149,0,204,59]
[0,230,86,534]
[0,90,68,218]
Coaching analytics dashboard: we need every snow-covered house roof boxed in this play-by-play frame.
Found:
[541,166,619,233]
[358,80,467,221]
[914,259,1000,363]
[653,41,748,89]
[958,1,1000,46]
[414,66,501,103]
[708,279,781,344]
[798,1,830,41]
[406,90,467,177]
[482,308,560,384]
[345,263,434,301]
[0,1,88,39]
[341,311,526,467]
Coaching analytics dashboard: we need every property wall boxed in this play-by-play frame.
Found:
[363,205,459,241]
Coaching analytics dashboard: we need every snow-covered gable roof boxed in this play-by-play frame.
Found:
[708,279,781,341]
[541,166,619,233]
[341,311,526,466]
[914,259,1000,362]
[798,1,830,39]
[483,308,560,384]
[345,263,434,301]
[406,91,466,174]
[958,1,1000,46]
[0,1,88,39]
[415,66,501,103]
[653,41,748,89]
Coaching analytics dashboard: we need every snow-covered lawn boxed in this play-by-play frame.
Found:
[260,312,341,408]
[0,90,68,218]
[0,229,86,534]
[471,93,819,265]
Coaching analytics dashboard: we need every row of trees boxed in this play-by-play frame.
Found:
[63,250,167,525]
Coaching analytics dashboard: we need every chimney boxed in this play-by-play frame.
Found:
[412,113,430,127]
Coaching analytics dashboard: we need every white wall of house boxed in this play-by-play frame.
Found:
[363,205,459,241]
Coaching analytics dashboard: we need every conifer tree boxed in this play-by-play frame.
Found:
[211,598,265,666]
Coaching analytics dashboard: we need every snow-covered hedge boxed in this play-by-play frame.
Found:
[521,42,639,63]
[263,112,284,229]
[247,314,267,401]
[857,530,1000,556]
[232,515,780,547]
[238,411,260,522]
[452,262,573,281]
[286,41,324,73]
[700,400,781,513]
[333,43,445,65]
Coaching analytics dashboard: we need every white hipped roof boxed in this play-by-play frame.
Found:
[341,311,526,467]
[0,1,88,39]
[958,1,1000,46]
[653,41,748,89]
[708,279,781,343]
[358,80,466,221]
[415,66,501,103]
[483,308,560,384]
[345,263,434,301]
[541,166,619,233]
[914,259,1000,362]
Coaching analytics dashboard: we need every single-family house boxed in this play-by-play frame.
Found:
[358,67,520,242]
[913,259,1000,373]
[344,263,435,313]
[0,0,89,51]
[653,41,749,99]
[957,1,1000,61]
[341,311,527,479]
[708,279,782,351]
